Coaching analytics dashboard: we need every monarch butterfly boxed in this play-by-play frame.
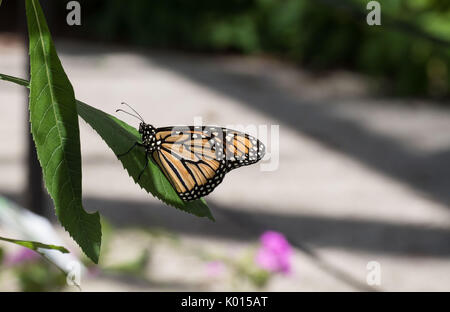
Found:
[117,103,265,202]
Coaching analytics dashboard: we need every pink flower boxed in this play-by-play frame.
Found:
[205,260,225,278]
[4,248,39,265]
[255,231,292,274]
[88,266,101,277]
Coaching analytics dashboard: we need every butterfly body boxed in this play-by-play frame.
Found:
[139,123,159,152]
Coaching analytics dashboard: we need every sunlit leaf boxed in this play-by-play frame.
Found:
[26,0,101,263]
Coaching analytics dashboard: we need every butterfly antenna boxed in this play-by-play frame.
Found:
[115,109,144,122]
[119,102,145,122]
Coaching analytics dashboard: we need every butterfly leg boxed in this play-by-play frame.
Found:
[117,142,144,157]
[137,151,150,181]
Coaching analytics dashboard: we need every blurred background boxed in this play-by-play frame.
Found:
[0,0,449,291]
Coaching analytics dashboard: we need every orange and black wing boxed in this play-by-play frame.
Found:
[152,126,265,201]
[220,127,265,170]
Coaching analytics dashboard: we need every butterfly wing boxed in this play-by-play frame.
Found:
[152,126,265,201]
[220,128,265,170]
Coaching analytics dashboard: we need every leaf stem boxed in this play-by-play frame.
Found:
[0,235,69,253]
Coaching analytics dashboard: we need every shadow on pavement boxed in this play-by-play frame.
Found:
[3,191,449,259]
[80,195,450,259]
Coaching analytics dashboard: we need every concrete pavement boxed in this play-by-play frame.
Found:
[0,37,449,291]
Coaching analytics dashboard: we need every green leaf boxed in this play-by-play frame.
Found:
[0,72,214,220]
[0,73,28,87]
[0,236,69,254]
[77,101,214,221]
[26,0,101,263]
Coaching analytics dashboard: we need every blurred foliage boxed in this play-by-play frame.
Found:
[0,247,66,291]
[14,261,66,292]
[102,248,150,277]
[76,0,449,97]
[232,250,271,289]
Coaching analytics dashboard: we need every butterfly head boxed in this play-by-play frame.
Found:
[115,102,159,150]
[139,122,157,147]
